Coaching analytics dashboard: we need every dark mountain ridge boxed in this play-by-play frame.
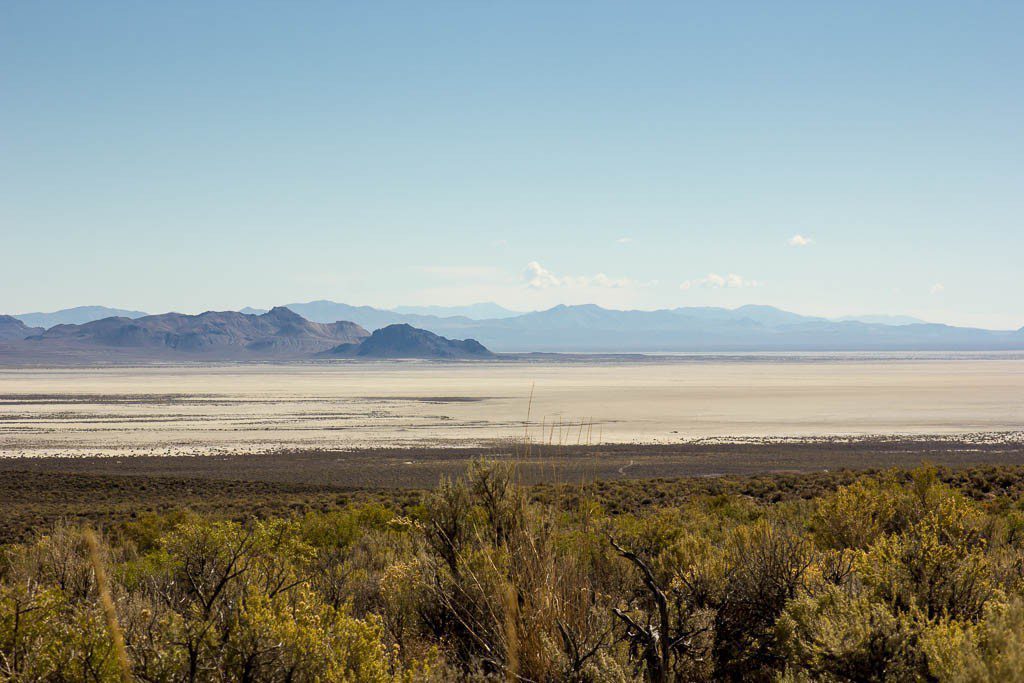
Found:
[0,308,495,362]
[325,324,494,359]
[29,307,369,356]
[0,315,43,341]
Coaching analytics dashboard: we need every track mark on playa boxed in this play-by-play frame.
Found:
[618,460,635,476]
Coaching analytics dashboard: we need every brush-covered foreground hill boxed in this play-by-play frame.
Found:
[15,307,368,359]
[325,323,494,359]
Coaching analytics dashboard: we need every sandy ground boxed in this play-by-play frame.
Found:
[1,357,1023,457]
[2,356,1024,456]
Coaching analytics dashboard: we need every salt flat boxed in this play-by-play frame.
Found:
[1,355,1022,457]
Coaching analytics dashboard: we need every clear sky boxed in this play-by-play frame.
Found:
[2,2,1022,328]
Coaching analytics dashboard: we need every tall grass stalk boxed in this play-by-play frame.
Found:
[83,527,133,682]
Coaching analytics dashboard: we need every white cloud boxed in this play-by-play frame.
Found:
[522,261,651,289]
[680,273,762,290]
[788,234,812,247]
[523,261,564,288]
[731,274,756,287]
[930,283,945,295]
[616,237,633,244]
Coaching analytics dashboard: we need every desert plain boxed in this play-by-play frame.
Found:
[2,353,1024,541]
[1,354,1022,458]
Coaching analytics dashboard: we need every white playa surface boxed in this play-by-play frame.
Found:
[1,356,1023,457]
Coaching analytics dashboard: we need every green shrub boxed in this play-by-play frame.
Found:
[777,587,928,681]
[923,599,1024,682]
[4,465,1024,681]
[812,477,903,550]
[857,492,996,621]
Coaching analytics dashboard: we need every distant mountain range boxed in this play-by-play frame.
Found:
[834,314,927,326]
[241,301,1024,353]
[391,303,521,319]
[13,303,925,330]
[4,301,1023,356]
[24,307,367,358]
[239,301,520,323]
[0,307,492,362]
[13,306,148,328]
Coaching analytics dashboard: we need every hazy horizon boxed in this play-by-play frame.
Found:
[8,299,1024,332]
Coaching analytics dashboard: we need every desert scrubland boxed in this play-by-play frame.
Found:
[7,461,1024,680]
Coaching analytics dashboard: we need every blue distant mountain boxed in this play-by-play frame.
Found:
[280,301,442,331]
[14,306,148,329]
[265,301,1024,353]
[390,303,521,319]
[834,314,928,326]
[5,301,1023,355]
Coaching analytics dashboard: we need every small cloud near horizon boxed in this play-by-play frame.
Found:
[930,283,945,295]
[788,234,812,247]
[680,273,762,290]
[616,237,633,244]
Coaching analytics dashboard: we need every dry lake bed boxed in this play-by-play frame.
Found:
[4,354,1024,540]
[2,354,1022,458]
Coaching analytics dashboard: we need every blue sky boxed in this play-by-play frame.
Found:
[2,2,1022,328]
